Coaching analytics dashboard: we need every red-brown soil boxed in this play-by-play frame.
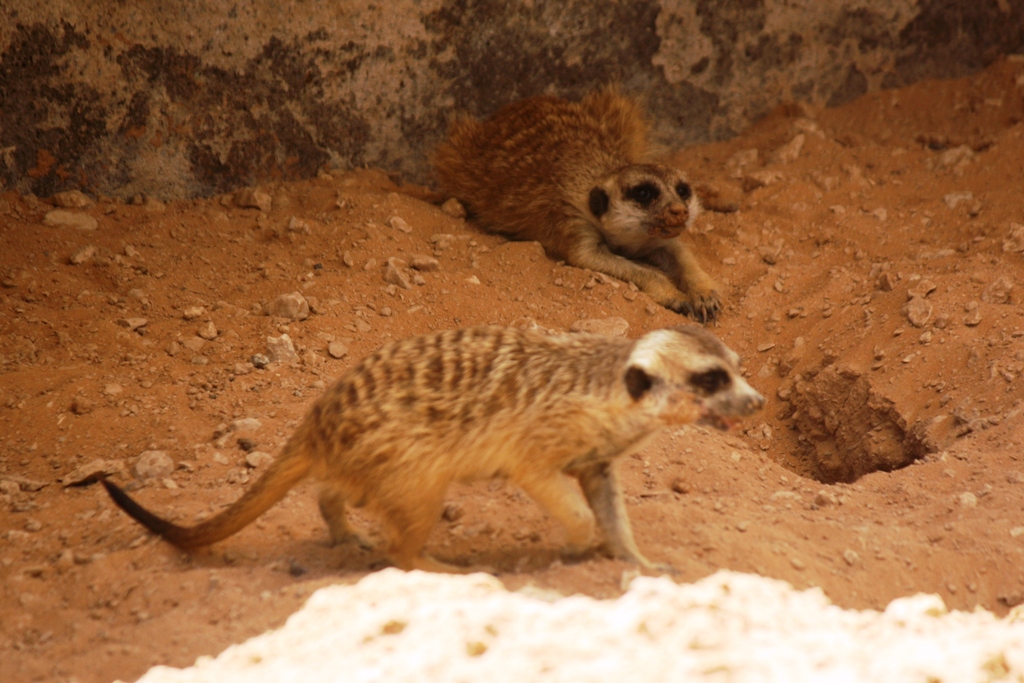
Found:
[2,56,1024,683]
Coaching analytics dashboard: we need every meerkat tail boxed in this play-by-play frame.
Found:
[102,445,313,549]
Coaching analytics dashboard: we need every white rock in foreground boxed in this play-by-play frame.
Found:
[128,569,1024,683]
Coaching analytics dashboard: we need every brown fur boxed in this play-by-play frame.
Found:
[103,325,763,573]
[433,89,722,321]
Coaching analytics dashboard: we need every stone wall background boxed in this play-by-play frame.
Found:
[1,0,1022,200]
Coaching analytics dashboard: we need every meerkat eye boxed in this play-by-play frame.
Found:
[689,368,731,395]
[625,183,660,207]
[675,182,692,201]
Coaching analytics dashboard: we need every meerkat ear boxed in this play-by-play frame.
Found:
[588,187,610,218]
[624,365,654,400]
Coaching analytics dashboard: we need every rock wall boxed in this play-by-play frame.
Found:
[1,0,1022,200]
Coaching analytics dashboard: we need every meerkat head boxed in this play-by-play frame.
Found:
[623,325,764,428]
[587,163,702,254]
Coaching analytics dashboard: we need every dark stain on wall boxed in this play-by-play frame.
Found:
[423,0,670,113]
[115,37,371,195]
[0,22,106,197]
[0,21,375,198]
[419,0,724,156]
[886,0,1024,89]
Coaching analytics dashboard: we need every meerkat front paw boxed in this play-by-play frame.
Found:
[660,289,721,323]
[679,287,722,323]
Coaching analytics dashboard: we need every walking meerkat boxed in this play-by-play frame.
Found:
[102,325,763,572]
[434,88,722,322]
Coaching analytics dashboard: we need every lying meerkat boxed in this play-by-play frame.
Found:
[434,88,722,322]
[102,325,763,572]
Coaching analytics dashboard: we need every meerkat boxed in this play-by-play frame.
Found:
[433,88,722,322]
[102,325,763,572]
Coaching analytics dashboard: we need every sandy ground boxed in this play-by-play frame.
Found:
[2,55,1024,683]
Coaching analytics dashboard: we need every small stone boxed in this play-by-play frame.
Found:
[266,334,299,363]
[758,242,783,264]
[442,502,464,522]
[51,190,94,208]
[938,145,974,168]
[813,490,838,507]
[770,134,805,164]
[944,191,974,209]
[409,254,440,271]
[103,383,123,397]
[569,317,629,337]
[182,306,205,320]
[54,548,76,573]
[181,337,205,352]
[197,321,218,340]
[790,557,806,570]
[904,298,933,328]
[237,437,257,452]
[907,280,937,299]
[61,459,125,486]
[134,451,175,480]
[466,275,482,285]
[124,245,141,259]
[165,341,181,357]
[341,250,355,267]
[982,276,1013,304]
[726,148,758,175]
[287,216,311,234]
[245,451,274,468]
[234,188,272,211]
[964,301,982,326]
[388,216,412,233]
[69,245,97,264]
[440,198,467,218]
[267,292,309,321]
[670,478,689,494]
[117,317,148,331]
[70,396,94,415]
[230,417,262,433]
[842,549,859,566]
[44,209,98,231]
[327,341,348,359]
[743,169,785,189]
[383,260,412,289]
[959,492,978,508]
[1002,223,1024,253]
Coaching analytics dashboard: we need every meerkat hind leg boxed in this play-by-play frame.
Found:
[377,491,481,574]
[574,461,674,573]
[516,470,597,557]
[318,483,373,550]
